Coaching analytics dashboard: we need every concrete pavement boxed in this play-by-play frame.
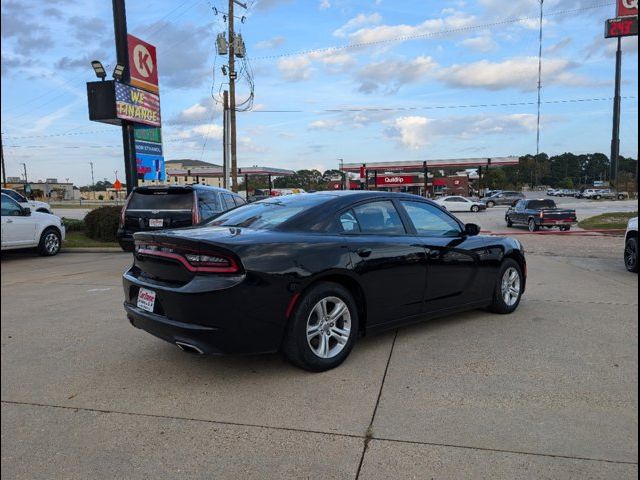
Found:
[1,241,638,479]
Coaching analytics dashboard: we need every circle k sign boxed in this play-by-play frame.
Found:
[127,34,159,93]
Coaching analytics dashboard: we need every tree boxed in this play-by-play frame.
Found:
[482,168,508,190]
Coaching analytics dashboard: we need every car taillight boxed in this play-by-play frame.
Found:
[135,241,239,273]
[119,193,133,228]
[192,191,200,225]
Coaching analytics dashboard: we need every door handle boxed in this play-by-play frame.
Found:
[425,249,440,259]
[6,219,13,223]
[356,248,372,258]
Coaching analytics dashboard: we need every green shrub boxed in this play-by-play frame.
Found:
[62,218,85,232]
[84,206,122,242]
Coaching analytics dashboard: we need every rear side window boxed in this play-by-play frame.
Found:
[197,191,222,220]
[222,193,237,210]
[127,190,193,210]
[528,200,556,209]
[233,196,246,207]
[348,201,406,235]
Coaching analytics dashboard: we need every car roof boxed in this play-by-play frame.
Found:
[134,185,241,195]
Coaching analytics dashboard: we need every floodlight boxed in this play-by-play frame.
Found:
[222,65,228,76]
[112,63,125,81]
[91,60,107,80]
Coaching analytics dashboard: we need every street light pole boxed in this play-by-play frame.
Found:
[20,162,28,183]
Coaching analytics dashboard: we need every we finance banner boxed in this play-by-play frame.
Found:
[115,83,161,127]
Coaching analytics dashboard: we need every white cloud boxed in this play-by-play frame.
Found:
[333,13,383,38]
[386,114,539,149]
[436,56,589,92]
[459,32,497,52]
[356,56,438,93]
[169,98,220,125]
[345,11,477,45]
[309,119,342,130]
[277,56,313,81]
[256,36,286,49]
[319,0,331,9]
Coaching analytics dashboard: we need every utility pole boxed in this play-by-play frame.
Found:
[89,162,95,188]
[610,36,622,188]
[535,0,544,186]
[227,0,246,193]
[1,132,6,188]
[20,162,28,183]
[223,90,229,189]
[112,0,138,195]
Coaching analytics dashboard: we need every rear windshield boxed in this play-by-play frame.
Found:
[207,194,332,230]
[528,200,556,209]
[127,190,193,210]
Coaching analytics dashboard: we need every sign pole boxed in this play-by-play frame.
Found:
[610,36,622,187]
[112,0,137,194]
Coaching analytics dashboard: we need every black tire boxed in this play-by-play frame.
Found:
[282,282,359,372]
[528,219,539,232]
[37,227,61,256]
[489,258,524,314]
[471,205,479,213]
[595,195,602,200]
[625,237,638,273]
[618,194,625,200]
[506,217,513,227]
[486,201,495,208]
[560,225,571,232]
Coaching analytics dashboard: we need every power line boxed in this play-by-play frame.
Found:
[3,94,636,140]
[252,2,616,61]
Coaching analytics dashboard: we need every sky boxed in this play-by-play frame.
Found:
[1,0,638,186]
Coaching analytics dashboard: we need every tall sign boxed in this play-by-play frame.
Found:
[127,34,159,93]
[617,0,638,17]
[605,0,638,184]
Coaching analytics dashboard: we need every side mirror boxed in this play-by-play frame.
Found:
[464,223,480,236]
[22,207,31,216]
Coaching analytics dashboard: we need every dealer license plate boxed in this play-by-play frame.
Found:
[149,218,164,227]
[137,288,156,313]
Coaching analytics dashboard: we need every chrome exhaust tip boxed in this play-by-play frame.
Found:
[175,341,205,355]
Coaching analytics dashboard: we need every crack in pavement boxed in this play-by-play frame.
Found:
[2,400,636,467]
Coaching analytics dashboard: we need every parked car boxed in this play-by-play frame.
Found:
[1,193,65,256]
[434,196,486,212]
[595,189,629,200]
[117,185,246,251]
[1,188,51,214]
[123,191,527,371]
[482,191,525,208]
[505,199,577,232]
[546,188,556,196]
[624,217,638,273]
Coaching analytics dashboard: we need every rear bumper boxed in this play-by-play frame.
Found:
[539,219,577,226]
[122,267,290,355]
[117,229,134,250]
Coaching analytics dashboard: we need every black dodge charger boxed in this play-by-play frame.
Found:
[123,191,526,371]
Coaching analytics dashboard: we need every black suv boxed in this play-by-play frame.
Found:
[117,185,246,251]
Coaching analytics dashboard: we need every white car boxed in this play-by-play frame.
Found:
[1,188,51,214]
[1,193,65,256]
[435,196,486,213]
[624,217,638,273]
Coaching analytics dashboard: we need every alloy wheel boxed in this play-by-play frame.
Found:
[501,267,521,307]
[625,239,637,270]
[44,232,60,254]
[306,296,351,359]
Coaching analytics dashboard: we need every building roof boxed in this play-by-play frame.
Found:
[341,156,520,172]
[167,166,296,177]
[165,159,222,168]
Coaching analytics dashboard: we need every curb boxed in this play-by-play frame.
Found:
[62,248,126,253]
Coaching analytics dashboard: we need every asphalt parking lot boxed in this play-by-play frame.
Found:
[1,234,638,479]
